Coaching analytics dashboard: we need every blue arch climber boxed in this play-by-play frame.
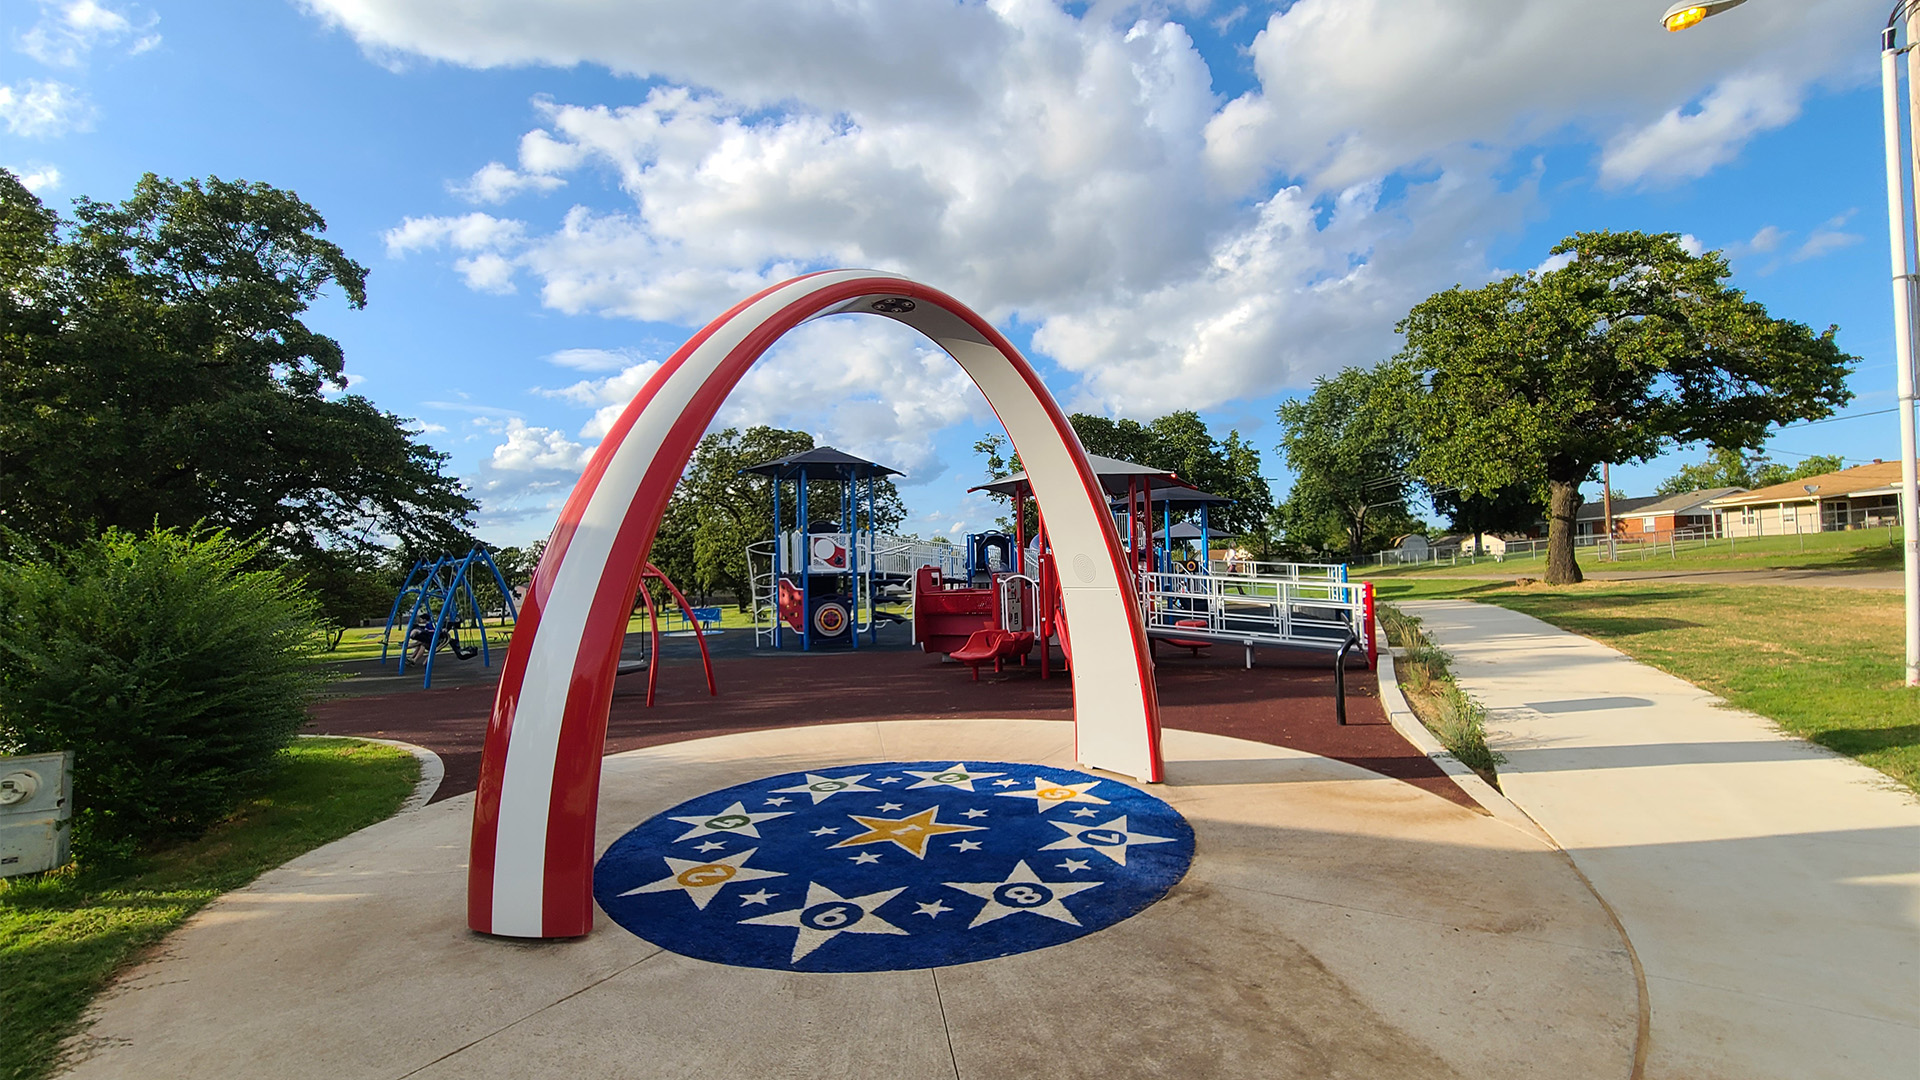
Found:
[379,546,520,688]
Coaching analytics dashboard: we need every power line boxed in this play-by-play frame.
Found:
[1774,406,1902,430]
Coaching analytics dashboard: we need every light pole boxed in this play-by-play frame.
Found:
[1667,0,1920,686]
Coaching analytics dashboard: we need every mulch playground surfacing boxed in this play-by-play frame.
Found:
[308,635,1476,811]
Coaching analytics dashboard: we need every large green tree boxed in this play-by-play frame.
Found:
[975,410,1272,537]
[1398,230,1854,583]
[654,427,906,608]
[0,170,475,561]
[1655,446,1847,495]
[1276,364,1423,559]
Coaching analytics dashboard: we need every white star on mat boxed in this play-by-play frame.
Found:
[877,802,903,812]
[694,840,726,853]
[875,777,902,784]
[953,840,983,852]
[764,796,791,807]
[850,852,882,865]
[994,779,1110,814]
[740,882,908,963]
[1041,815,1175,867]
[915,899,952,919]
[619,848,785,911]
[905,763,1004,792]
[669,801,792,843]
[1057,859,1092,873]
[810,826,840,837]
[1069,808,1101,818]
[963,809,990,819]
[739,889,777,906]
[772,772,878,804]
[992,779,1022,787]
[945,860,1102,929]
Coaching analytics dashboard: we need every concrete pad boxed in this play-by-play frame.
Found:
[60,720,1636,1080]
[1405,599,1920,1080]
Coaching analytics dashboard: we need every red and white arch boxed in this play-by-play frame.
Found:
[468,271,1163,938]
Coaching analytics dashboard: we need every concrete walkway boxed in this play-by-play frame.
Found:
[1403,600,1920,1080]
[58,720,1637,1080]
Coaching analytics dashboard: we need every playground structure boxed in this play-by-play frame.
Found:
[739,446,938,650]
[380,546,518,689]
[908,456,1375,680]
[469,270,1166,939]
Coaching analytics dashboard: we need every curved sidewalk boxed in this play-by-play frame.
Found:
[1403,600,1920,1080]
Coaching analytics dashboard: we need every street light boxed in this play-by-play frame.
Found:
[1661,1,1750,33]
[1669,1,1920,687]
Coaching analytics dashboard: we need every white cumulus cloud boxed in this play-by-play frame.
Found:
[19,1,157,67]
[488,417,592,472]
[7,163,62,192]
[0,79,93,137]
[450,160,565,204]
[1600,73,1802,189]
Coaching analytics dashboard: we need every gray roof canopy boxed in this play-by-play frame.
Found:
[969,453,1186,498]
[1111,487,1233,510]
[739,446,902,481]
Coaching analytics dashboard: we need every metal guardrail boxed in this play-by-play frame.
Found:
[1137,570,1367,656]
[1205,558,1346,581]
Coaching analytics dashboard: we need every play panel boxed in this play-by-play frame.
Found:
[592,760,1194,972]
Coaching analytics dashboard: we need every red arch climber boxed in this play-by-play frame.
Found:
[469,271,1162,938]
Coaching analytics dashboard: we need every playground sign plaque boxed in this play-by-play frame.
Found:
[593,761,1194,972]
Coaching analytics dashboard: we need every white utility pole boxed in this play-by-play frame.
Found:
[1668,0,1920,686]
[1884,18,1920,685]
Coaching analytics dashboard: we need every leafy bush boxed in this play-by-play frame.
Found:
[0,527,324,858]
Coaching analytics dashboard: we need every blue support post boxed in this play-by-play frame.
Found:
[771,476,782,649]
[848,475,859,652]
[395,555,449,677]
[867,475,878,643]
[799,466,810,652]
[380,558,428,665]
[1201,505,1210,573]
[1163,499,1172,573]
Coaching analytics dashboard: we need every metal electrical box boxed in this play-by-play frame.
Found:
[0,751,73,876]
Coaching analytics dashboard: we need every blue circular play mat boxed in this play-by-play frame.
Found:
[592,760,1195,972]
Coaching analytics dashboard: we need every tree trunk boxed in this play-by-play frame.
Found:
[1546,478,1584,585]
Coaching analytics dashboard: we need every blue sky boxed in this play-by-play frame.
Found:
[0,0,1902,546]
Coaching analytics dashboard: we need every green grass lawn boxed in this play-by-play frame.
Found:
[0,738,419,1080]
[1353,527,1903,580]
[1369,577,1920,795]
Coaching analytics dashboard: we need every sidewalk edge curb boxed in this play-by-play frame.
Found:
[1372,625,1555,845]
[298,733,444,813]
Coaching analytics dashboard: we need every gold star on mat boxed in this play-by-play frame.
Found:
[618,848,786,911]
[830,805,986,859]
[994,777,1111,813]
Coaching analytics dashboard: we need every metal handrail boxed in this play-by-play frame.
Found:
[1137,570,1366,647]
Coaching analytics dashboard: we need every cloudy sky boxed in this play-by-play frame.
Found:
[0,0,1899,543]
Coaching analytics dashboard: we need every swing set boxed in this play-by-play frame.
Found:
[380,547,518,689]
